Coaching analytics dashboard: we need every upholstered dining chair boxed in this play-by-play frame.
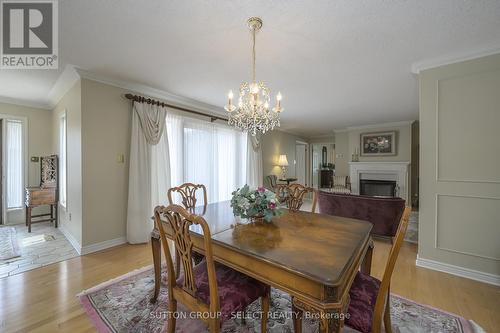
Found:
[154,204,270,333]
[292,207,411,333]
[167,182,207,211]
[277,183,317,213]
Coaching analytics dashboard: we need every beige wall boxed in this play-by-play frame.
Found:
[52,81,83,245]
[334,122,412,177]
[0,102,53,224]
[80,79,131,246]
[261,130,308,185]
[418,53,500,281]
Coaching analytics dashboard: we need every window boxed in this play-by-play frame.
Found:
[6,120,23,209]
[166,113,247,204]
[59,114,67,207]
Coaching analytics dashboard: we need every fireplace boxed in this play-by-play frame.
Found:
[360,179,397,197]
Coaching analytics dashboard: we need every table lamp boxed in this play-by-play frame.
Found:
[277,154,289,179]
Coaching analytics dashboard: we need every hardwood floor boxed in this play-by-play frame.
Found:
[1,240,499,332]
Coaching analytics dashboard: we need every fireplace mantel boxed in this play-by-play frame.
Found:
[349,162,410,202]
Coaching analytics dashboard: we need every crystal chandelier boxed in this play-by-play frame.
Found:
[224,17,283,136]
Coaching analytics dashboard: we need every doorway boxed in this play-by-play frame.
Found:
[295,142,307,185]
[311,143,335,188]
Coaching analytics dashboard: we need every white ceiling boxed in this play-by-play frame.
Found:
[1,0,500,137]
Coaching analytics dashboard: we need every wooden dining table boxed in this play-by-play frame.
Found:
[150,200,373,333]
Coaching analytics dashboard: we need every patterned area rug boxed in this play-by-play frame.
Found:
[79,266,481,333]
[0,227,21,260]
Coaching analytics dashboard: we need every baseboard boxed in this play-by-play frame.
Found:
[59,223,82,255]
[416,255,500,286]
[81,237,127,255]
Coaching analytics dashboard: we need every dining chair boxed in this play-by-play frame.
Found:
[292,207,411,333]
[167,183,207,273]
[154,204,270,333]
[277,183,317,213]
[168,182,207,210]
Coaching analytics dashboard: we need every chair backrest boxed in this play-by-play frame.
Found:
[168,183,207,210]
[372,207,411,330]
[318,191,405,238]
[154,204,220,313]
[266,175,278,190]
[277,183,317,213]
[333,175,348,187]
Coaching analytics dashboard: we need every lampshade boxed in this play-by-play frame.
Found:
[277,154,289,167]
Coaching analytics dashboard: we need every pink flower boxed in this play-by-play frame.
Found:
[268,202,276,209]
[257,186,266,193]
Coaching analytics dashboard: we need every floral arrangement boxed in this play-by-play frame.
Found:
[231,185,283,222]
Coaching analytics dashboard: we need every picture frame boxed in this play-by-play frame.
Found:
[360,131,397,156]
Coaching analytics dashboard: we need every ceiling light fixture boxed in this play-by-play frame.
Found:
[224,17,283,136]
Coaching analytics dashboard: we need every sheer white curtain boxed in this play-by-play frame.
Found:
[246,133,263,188]
[127,102,170,244]
[166,113,247,204]
[6,120,23,209]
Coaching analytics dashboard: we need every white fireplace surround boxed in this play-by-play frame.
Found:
[349,162,410,202]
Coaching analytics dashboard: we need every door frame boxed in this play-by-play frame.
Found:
[309,142,335,188]
[295,140,308,186]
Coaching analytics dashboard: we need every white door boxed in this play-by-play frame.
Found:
[295,144,306,185]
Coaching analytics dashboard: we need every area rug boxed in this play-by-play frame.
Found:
[0,227,21,260]
[78,265,482,333]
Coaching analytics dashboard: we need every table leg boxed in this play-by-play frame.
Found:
[150,235,161,303]
[361,238,374,275]
[27,207,32,233]
[292,297,303,333]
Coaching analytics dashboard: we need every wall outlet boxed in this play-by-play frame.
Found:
[69,213,72,221]
[116,154,125,163]
[30,156,39,162]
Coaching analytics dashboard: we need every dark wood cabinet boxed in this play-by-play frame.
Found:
[320,169,334,188]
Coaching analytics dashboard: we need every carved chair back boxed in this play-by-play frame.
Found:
[266,175,278,190]
[277,183,317,212]
[168,183,207,210]
[372,206,411,332]
[154,204,220,315]
[40,155,58,189]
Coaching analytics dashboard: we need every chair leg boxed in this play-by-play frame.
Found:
[27,207,32,233]
[167,299,177,333]
[384,287,393,333]
[208,318,220,333]
[261,287,270,333]
[150,235,161,303]
[292,297,303,333]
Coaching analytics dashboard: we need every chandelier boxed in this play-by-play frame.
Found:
[224,17,283,136]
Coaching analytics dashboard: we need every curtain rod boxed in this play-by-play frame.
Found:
[124,93,227,123]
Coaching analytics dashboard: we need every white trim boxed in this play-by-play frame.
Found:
[47,65,80,108]
[411,47,500,74]
[333,121,414,133]
[0,95,51,110]
[416,255,500,286]
[59,223,82,255]
[74,67,226,118]
[80,237,127,255]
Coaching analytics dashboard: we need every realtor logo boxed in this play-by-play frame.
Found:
[1,0,58,69]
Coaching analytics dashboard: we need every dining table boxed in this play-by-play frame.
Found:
[150,200,373,333]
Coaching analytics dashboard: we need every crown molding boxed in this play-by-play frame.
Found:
[47,64,80,109]
[411,46,500,74]
[74,67,227,118]
[0,95,51,110]
[334,120,414,132]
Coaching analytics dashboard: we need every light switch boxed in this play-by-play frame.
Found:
[116,154,125,163]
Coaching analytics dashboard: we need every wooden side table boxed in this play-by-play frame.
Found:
[279,177,298,185]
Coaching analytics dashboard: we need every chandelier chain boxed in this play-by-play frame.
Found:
[252,27,256,83]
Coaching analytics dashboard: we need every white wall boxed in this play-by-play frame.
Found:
[418,53,500,285]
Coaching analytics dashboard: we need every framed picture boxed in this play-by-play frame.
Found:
[360,131,397,156]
